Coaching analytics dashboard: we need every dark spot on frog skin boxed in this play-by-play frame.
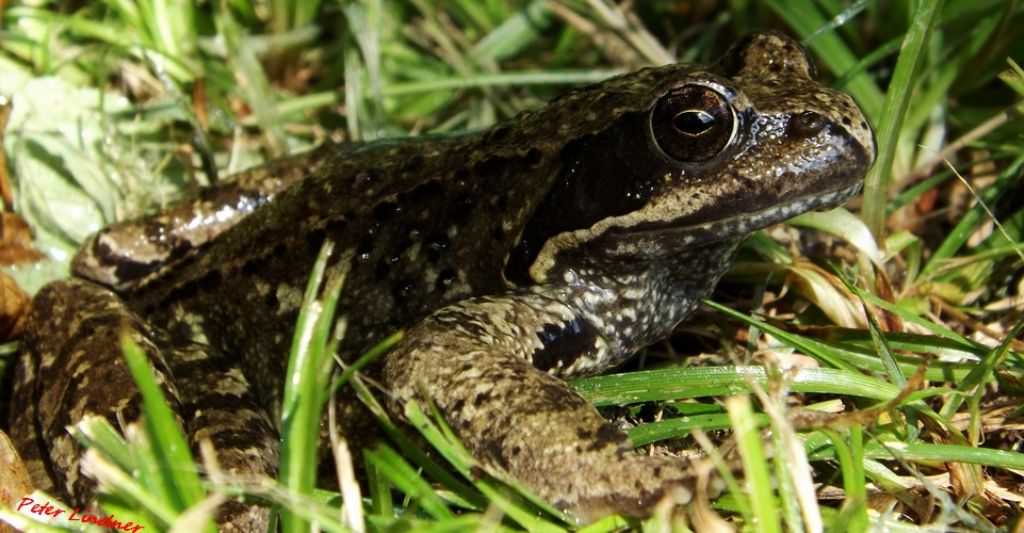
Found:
[588,423,627,452]
[401,155,425,174]
[175,253,198,269]
[112,259,163,286]
[356,233,375,259]
[409,178,443,201]
[435,268,456,292]
[173,351,249,377]
[280,309,299,330]
[374,255,400,280]
[426,233,449,262]
[241,256,268,276]
[469,466,486,480]
[396,230,415,254]
[180,391,253,415]
[372,201,398,222]
[531,316,599,372]
[472,155,505,178]
[326,217,349,234]
[483,441,510,470]
[451,193,473,224]
[196,270,223,293]
[488,126,511,143]
[61,316,107,355]
[264,290,278,309]
[473,390,493,406]
[354,168,380,187]
[305,227,327,255]
[164,279,200,306]
[392,278,415,303]
[524,147,543,166]
[196,425,276,452]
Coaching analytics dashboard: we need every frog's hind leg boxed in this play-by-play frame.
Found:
[163,340,279,530]
[11,279,183,506]
[9,278,277,530]
[383,295,710,522]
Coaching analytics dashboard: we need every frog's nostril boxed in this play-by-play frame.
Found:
[787,111,828,138]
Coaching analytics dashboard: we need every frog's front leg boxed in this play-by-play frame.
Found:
[383,291,705,521]
[10,279,278,530]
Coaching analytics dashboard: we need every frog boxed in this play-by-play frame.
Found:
[9,30,875,529]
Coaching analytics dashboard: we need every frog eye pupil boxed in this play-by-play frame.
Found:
[649,84,736,163]
[672,111,714,135]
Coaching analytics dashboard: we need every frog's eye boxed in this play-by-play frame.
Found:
[650,85,735,163]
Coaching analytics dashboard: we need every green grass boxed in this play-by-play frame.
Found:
[2,1,1024,532]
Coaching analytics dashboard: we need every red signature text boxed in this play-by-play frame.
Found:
[17,497,144,532]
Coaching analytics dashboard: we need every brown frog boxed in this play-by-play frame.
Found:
[10,31,875,528]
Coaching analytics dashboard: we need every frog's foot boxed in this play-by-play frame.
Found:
[10,279,276,530]
[383,295,714,522]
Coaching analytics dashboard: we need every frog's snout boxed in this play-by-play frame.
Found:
[791,108,876,173]
[828,94,877,168]
[825,116,877,190]
[834,115,877,182]
[784,91,877,181]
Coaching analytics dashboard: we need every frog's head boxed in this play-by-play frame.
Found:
[507,30,876,285]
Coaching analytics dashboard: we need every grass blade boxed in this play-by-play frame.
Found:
[861,0,944,240]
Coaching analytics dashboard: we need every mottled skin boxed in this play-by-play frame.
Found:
[10,31,874,527]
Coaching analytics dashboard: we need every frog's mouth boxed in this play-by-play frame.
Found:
[598,180,864,258]
[688,180,863,237]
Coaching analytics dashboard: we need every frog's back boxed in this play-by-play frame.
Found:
[125,132,547,377]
